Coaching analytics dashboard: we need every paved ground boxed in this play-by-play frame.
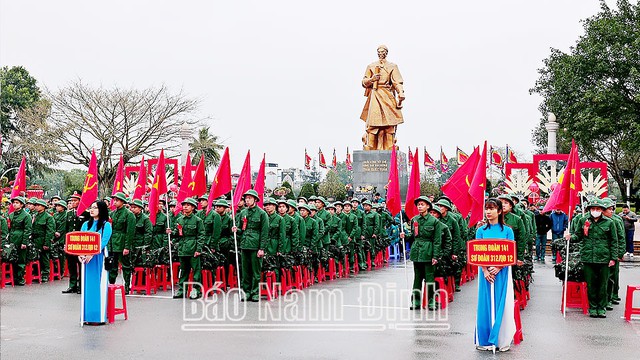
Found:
[2,257,639,360]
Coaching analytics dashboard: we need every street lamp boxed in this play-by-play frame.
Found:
[621,170,634,207]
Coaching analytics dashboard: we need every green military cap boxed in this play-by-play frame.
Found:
[362,200,372,206]
[516,202,526,209]
[434,198,453,210]
[308,203,317,211]
[429,206,443,216]
[326,202,336,210]
[243,189,260,201]
[198,194,208,201]
[129,199,144,208]
[343,201,352,207]
[143,200,148,206]
[287,199,298,209]
[10,196,26,204]
[585,198,606,210]
[297,196,307,202]
[276,198,288,205]
[158,198,166,204]
[27,197,38,204]
[34,199,48,207]
[601,197,615,209]
[213,199,230,208]
[181,197,198,207]
[316,196,328,206]
[351,198,360,203]
[112,192,129,203]
[308,196,317,201]
[437,195,451,202]
[298,203,310,211]
[103,197,111,203]
[510,194,521,203]
[413,196,431,206]
[333,201,343,207]
[169,200,177,207]
[263,197,277,206]
[69,191,82,200]
[497,194,515,207]
[51,195,61,201]
[55,200,68,208]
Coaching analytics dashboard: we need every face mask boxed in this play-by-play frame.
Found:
[590,210,602,218]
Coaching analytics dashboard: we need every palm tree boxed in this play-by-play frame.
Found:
[189,127,224,168]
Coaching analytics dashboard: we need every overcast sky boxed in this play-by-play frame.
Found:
[0,0,620,171]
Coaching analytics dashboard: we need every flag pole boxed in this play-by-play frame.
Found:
[80,261,85,327]
[230,187,243,300]
[562,207,575,318]
[164,193,175,296]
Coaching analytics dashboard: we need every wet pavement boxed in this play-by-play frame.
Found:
[2,258,639,360]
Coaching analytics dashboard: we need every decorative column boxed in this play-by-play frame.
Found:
[545,113,559,181]
[180,123,192,167]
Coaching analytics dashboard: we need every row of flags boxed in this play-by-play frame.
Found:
[307,146,519,172]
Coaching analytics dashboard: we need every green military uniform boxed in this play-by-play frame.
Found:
[152,211,169,250]
[601,198,626,307]
[570,199,618,317]
[341,206,361,270]
[325,210,344,247]
[236,190,269,301]
[310,206,326,252]
[213,199,234,268]
[409,196,443,310]
[264,199,285,256]
[109,193,137,290]
[202,209,222,250]
[0,215,8,246]
[31,202,56,282]
[8,198,32,285]
[435,199,463,291]
[52,203,68,277]
[278,199,298,255]
[172,199,206,298]
[360,202,380,270]
[289,200,305,253]
[64,197,88,292]
[315,199,331,246]
[132,211,153,248]
[299,204,319,249]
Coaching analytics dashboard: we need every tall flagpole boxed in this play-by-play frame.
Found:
[164,193,175,296]
[562,210,575,318]
[230,187,243,299]
[80,262,85,327]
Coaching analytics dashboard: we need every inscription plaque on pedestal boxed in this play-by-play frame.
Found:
[352,150,408,201]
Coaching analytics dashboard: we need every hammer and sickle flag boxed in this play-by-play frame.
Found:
[110,154,124,210]
[8,156,27,214]
[206,147,232,214]
[77,149,99,214]
[149,150,168,225]
[441,145,481,218]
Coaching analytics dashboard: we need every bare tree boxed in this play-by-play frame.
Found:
[49,81,200,194]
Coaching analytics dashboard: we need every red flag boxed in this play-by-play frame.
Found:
[405,149,421,219]
[319,148,327,169]
[254,154,266,208]
[77,150,99,214]
[8,156,27,213]
[132,156,146,200]
[491,147,504,167]
[440,147,449,172]
[441,146,481,217]
[424,148,436,169]
[346,147,352,171]
[456,147,469,165]
[331,149,337,168]
[206,147,232,214]
[174,153,193,215]
[468,142,488,226]
[233,150,252,211]
[192,155,207,196]
[305,149,311,170]
[408,147,414,167]
[110,154,125,210]
[507,146,518,163]
[385,147,401,216]
[543,139,582,219]
[149,150,168,225]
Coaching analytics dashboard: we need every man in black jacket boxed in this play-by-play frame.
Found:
[534,207,552,262]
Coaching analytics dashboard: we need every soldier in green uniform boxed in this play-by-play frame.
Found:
[287,199,305,253]
[152,199,169,250]
[299,203,319,250]
[31,199,56,282]
[7,197,32,286]
[169,197,205,299]
[341,202,360,273]
[168,201,180,227]
[232,190,269,302]
[0,213,8,247]
[602,198,626,309]
[213,199,233,268]
[48,195,61,215]
[325,203,344,247]
[401,196,443,310]
[511,196,533,257]
[109,192,137,292]
[434,199,464,291]
[197,195,209,220]
[277,198,298,255]
[129,199,153,249]
[351,198,365,228]
[309,204,326,252]
[63,192,87,293]
[314,197,331,247]
[360,200,379,270]
[52,200,68,275]
[498,195,527,265]
[567,199,618,318]
[263,198,285,256]
[26,197,37,216]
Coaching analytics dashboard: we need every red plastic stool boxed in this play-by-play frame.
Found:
[326,258,337,280]
[291,266,303,289]
[561,281,588,315]
[171,262,180,285]
[446,276,455,303]
[25,261,42,285]
[260,271,277,301]
[460,267,468,286]
[422,278,447,309]
[154,265,171,291]
[107,284,128,323]
[343,255,350,279]
[366,251,372,270]
[353,254,359,275]
[227,264,238,289]
[216,266,227,290]
[2,262,14,287]
[316,265,325,283]
[515,280,528,309]
[130,267,156,295]
[513,299,523,344]
[279,268,291,294]
[303,266,313,287]
[63,261,69,277]
[624,285,640,321]
[49,259,62,281]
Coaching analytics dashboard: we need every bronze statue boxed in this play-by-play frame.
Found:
[360,45,405,151]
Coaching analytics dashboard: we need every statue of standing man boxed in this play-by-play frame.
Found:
[360,45,405,151]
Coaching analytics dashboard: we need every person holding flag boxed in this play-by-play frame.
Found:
[31,199,56,282]
[7,196,32,286]
[168,197,205,299]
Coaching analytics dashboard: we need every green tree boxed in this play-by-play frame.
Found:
[190,126,224,169]
[334,161,353,186]
[530,0,640,200]
[318,170,347,201]
[0,66,41,134]
[420,176,441,197]
[281,181,295,200]
[62,169,87,199]
[299,182,316,199]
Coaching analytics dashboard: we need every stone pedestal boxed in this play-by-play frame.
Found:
[352,150,408,201]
